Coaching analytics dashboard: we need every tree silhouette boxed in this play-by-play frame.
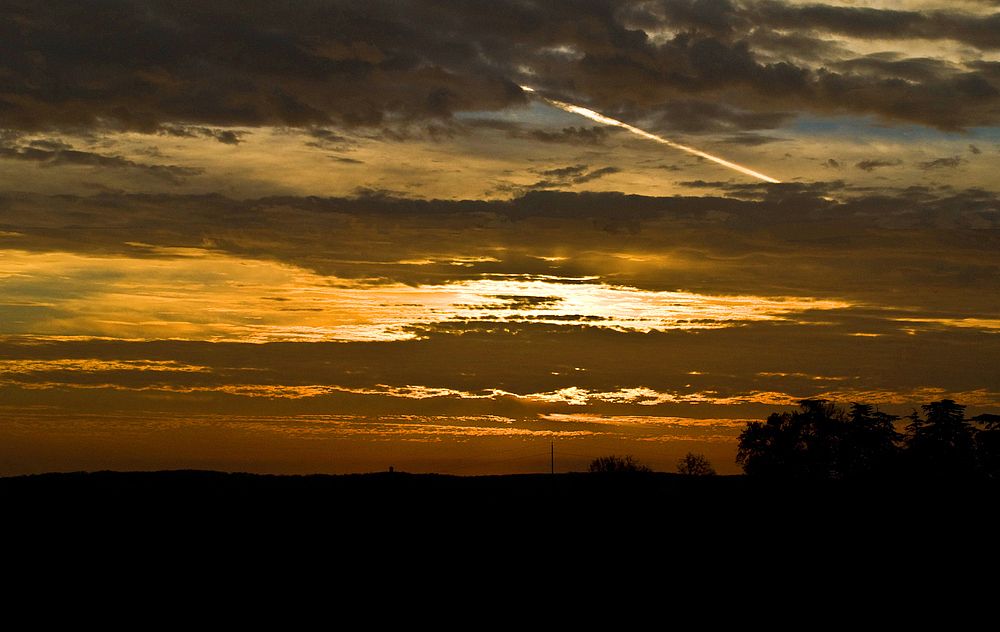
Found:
[840,403,902,480]
[736,412,798,479]
[588,455,651,474]
[737,399,902,480]
[736,399,845,480]
[973,413,1000,478]
[677,452,716,476]
[738,398,1000,482]
[906,400,977,479]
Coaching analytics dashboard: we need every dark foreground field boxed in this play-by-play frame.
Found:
[4,469,996,591]
[5,469,750,528]
[4,468,994,528]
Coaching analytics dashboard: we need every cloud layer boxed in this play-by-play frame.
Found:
[3,0,1000,136]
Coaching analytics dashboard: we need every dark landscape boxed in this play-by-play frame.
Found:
[7,397,997,533]
[5,468,996,548]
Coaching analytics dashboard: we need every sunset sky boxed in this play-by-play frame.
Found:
[2,0,999,475]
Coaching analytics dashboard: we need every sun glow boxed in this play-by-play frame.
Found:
[0,249,848,342]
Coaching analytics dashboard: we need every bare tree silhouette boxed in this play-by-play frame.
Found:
[589,455,651,474]
[677,452,716,476]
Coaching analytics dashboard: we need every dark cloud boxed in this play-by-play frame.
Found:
[717,133,785,146]
[918,156,964,170]
[830,54,956,83]
[647,99,795,134]
[745,27,848,63]
[454,295,564,311]
[524,126,617,145]
[2,187,999,299]
[2,0,999,137]
[308,128,351,144]
[214,130,243,145]
[510,165,623,193]
[0,0,528,133]
[539,165,589,179]
[740,2,1000,50]
[573,166,621,183]
[159,126,247,144]
[28,138,73,151]
[304,127,356,152]
[855,159,903,172]
[604,1,1000,129]
[4,184,997,240]
[0,143,204,182]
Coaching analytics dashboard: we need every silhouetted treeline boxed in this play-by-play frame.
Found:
[737,399,1000,481]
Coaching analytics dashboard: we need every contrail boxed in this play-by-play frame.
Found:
[519,85,780,184]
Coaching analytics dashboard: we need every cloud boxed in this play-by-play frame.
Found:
[1,187,998,319]
[0,143,204,182]
[158,126,248,144]
[3,185,999,248]
[4,311,1000,420]
[28,139,73,151]
[918,156,964,170]
[539,165,589,179]
[2,179,999,420]
[524,126,617,145]
[717,133,785,146]
[673,0,1000,50]
[0,0,528,133]
[573,166,621,183]
[855,159,903,172]
[304,128,354,151]
[507,165,623,194]
[594,1,1000,130]
[3,0,1000,137]
[650,100,795,134]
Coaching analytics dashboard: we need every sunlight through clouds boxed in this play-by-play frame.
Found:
[0,249,851,342]
[3,0,1000,476]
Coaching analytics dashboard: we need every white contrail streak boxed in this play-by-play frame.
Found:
[519,85,780,184]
